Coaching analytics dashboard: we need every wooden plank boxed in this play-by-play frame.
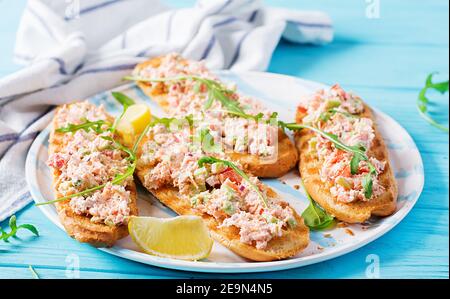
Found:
[0,198,447,278]
[269,0,449,46]
[269,42,449,89]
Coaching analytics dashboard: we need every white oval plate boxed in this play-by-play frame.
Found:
[26,71,424,273]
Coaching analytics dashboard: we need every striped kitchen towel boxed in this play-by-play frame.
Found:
[0,0,333,222]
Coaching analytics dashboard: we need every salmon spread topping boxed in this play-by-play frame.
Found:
[48,102,132,226]
[135,53,278,158]
[298,85,386,203]
[138,123,296,249]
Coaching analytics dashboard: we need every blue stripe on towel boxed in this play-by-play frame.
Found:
[200,14,251,61]
[18,131,41,142]
[248,10,258,23]
[200,36,216,60]
[77,63,136,76]
[213,17,238,28]
[51,58,69,76]
[228,30,251,68]
[1,61,136,107]
[212,0,233,15]
[0,106,54,159]
[0,133,19,143]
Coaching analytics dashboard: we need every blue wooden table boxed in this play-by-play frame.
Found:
[0,0,448,279]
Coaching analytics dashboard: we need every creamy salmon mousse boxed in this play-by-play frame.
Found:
[133,53,278,159]
[138,122,297,250]
[48,102,132,226]
[298,85,386,203]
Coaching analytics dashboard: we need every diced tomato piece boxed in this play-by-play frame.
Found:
[339,165,351,177]
[219,168,242,184]
[199,83,208,93]
[48,154,66,169]
[359,165,370,173]
[330,150,346,164]
[297,106,307,114]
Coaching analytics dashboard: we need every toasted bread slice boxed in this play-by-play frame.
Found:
[150,187,308,261]
[295,102,398,223]
[135,134,309,261]
[48,104,138,247]
[133,56,298,178]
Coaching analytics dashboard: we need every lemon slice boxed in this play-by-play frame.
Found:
[116,104,151,146]
[128,216,214,261]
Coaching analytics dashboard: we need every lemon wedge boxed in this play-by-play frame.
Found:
[116,104,151,146]
[128,216,214,261]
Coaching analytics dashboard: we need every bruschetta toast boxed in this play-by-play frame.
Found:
[47,102,138,247]
[135,120,309,261]
[294,85,398,223]
[129,53,298,178]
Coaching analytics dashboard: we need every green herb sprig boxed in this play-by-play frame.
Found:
[123,76,267,121]
[194,128,222,153]
[198,156,268,208]
[319,108,357,122]
[0,215,39,242]
[279,121,377,199]
[56,92,135,135]
[417,73,449,133]
[56,119,111,134]
[125,76,378,198]
[150,115,193,130]
[299,180,335,230]
[36,134,139,206]
[38,93,144,206]
[111,92,136,133]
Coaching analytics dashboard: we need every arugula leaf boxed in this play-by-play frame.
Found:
[125,74,381,197]
[280,122,367,156]
[323,108,358,121]
[111,92,136,133]
[204,90,215,110]
[349,144,367,175]
[198,156,268,208]
[101,136,136,162]
[124,75,258,121]
[0,215,39,242]
[112,92,135,108]
[300,180,335,230]
[195,128,222,153]
[362,174,374,199]
[193,81,203,94]
[36,126,149,206]
[56,119,111,134]
[280,121,377,199]
[18,224,40,237]
[417,73,449,133]
[350,152,364,175]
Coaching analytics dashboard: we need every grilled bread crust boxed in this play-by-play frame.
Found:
[133,57,298,178]
[48,104,138,247]
[135,136,309,262]
[295,103,398,223]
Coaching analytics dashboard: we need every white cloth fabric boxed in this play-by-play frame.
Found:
[0,0,333,222]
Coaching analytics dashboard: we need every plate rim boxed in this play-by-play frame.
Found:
[25,71,424,273]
